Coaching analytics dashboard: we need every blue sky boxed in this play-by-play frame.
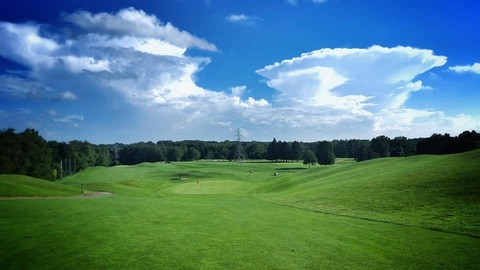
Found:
[0,0,479,143]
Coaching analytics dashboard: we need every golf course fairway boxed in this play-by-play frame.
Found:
[1,150,479,269]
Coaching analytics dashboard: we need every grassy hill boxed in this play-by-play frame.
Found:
[1,150,479,269]
[257,150,480,237]
[0,174,81,197]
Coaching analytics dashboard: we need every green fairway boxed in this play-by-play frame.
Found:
[168,180,254,194]
[1,151,480,269]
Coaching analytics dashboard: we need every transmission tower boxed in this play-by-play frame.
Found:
[234,128,246,162]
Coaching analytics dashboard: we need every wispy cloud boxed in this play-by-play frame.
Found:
[287,0,328,6]
[226,14,257,26]
[54,115,84,123]
[64,7,217,52]
[287,0,298,5]
[51,91,78,101]
[449,63,480,74]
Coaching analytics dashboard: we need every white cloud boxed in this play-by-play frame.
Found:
[77,34,186,58]
[373,109,480,137]
[257,45,446,111]
[59,56,111,73]
[48,109,58,116]
[230,85,246,96]
[254,45,478,140]
[0,8,219,105]
[1,8,477,142]
[64,7,217,51]
[226,14,257,26]
[0,8,275,141]
[62,91,77,100]
[51,91,77,101]
[0,22,111,75]
[287,0,328,5]
[54,115,84,123]
[287,0,298,5]
[0,75,56,99]
[0,22,59,69]
[449,63,480,74]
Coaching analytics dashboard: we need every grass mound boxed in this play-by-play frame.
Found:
[258,150,480,237]
[0,174,81,197]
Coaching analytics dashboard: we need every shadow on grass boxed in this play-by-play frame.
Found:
[275,167,307,171]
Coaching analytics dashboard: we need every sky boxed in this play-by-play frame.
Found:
[0,0,479,144]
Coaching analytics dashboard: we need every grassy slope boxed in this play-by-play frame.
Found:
[0,175,81,197]
[257,150,480,237]
[1,151,479,269]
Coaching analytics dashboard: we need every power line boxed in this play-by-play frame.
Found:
[234,128,246,162]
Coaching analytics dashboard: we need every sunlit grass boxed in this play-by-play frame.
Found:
[1,151,479,269]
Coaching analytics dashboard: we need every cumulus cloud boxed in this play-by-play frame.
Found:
[226,14,257,26]
[255,45,479,139]
[230,85,246,96]
[449,63,480,74]
[0,22,59,69]
[257,46,446,111]
[0,8,219,104]
[0,8,273,140]
[0,7,477,142]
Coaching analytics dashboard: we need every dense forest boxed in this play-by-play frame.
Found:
[0,128,479,181]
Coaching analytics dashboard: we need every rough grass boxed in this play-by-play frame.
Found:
[0,175,81,197]
[1,150,479,269]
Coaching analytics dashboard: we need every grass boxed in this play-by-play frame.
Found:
[257,150,480,237]
[0,174,81,197]
[1,150,479,269]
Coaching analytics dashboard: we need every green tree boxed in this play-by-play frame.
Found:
[183,147,201,161]
[167,146,184,161]
[95,146,112,166]
[315,141,335,165]
[389,136,416,157]
[69,140,98,171]
[354,141,370,162]
[417,133,455,154]
[302,149,316,168]
[246,142,267,159]
[0,128,19,174]
[0,129,54,180]
[455,130,480,152]
[291,141,304,162]
[333,140,349,158]
[278,141,291,162]
[267,138,279,161]
[370,135,390,158]
[20,129,54,180]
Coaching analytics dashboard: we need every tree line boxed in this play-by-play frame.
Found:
[0,128,111,181]
[299,131,479,165]
[0,128,478,181]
